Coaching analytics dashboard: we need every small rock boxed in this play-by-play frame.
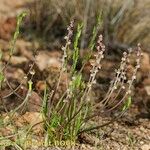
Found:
[5,67,27,85]
[140,141,144,145]
[0,17,16,40]
[79,133,100,146]
[36,80,46,92]
[145,86,150,95]
[143,79,150,86]
[140,52,150,75]
[141,144,150,150]
[4,55,28,65]
[35,51,61,71]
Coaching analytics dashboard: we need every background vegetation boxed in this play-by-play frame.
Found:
[24,0,150,52]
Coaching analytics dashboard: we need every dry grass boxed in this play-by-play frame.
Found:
[117,0,150,50]
[25,0,150,50]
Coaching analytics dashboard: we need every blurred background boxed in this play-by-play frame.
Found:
[0,0,150,53]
